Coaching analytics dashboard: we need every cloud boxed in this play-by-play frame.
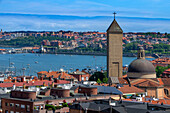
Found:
[0,13,170,32]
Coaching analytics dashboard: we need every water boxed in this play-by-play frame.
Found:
[0,53,155,76]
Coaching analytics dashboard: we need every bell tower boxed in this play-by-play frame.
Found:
[107,12,123,78]
[137,47,145,59]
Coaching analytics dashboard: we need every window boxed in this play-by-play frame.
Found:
[40,105,43,110]
[164,89,169,96]
[86,77,88,80]
[36,106,40,110]
[15,104,19,108]
[10,103,14,107]
[21,104,25,108]
[5,102,8,106]
[16,112,19,113]
[10,111,14,113]
[81,77,84,81]
[26,105,30,112]
[5,110,8,113]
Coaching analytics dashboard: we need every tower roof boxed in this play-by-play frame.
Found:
[107,19,123,33]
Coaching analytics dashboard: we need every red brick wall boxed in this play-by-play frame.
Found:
[78,87,97,95]
[51,88,70,97]
[1,98,34,113]
[11,90,36,99]
[39,89,51,96]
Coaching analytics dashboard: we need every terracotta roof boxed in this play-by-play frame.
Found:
[123,98,170,105]
[39,71,75,80]
[163,69,170,74]
[119,85,145,94]
[0,80,70,88]
[118,78,128,84]
[134,80,162,87]
[161,78,170,86]
[37,71,48,74]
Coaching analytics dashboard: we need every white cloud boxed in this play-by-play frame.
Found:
[0,13,170,32]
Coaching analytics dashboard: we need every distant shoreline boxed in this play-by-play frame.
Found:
[0,45,165,58]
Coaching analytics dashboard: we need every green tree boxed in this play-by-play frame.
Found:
[89,71,108,83]
[155,65,170,77]
[103,77,108,83]
[97,78,102,83]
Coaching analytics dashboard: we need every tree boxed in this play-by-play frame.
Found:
[89,71,108,83]
[155,65,170,78]
[97,78,102,83]
[103,77,108,83]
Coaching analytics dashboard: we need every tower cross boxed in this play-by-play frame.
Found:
[113,12,116,20]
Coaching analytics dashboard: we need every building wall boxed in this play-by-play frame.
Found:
[107,33,123,78]
[163,86,170,97]
[51,88,70,97]
[71,74,90,81]
[70,109,84,113]
[11,90,36,99]
[147,88,156,97]
[39,89,51,96]
[127,72,156,79]
[1,98,34,113]
[78,87,97,96]
[156,87,164,99]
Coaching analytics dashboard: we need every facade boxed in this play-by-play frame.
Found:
[107,18,123,78]
[1,87,120,113]
[2,98,34,113]
[69,69,90,81]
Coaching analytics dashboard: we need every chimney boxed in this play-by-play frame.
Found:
[54,79,59,83]
[40,77,43,81]
[13,79,17,83]
[43,82,46,87]
[12,84,16,90]
[21,77,26,82]
[49,77,52,81]
[23,83,26,90]
[51,82,54,88]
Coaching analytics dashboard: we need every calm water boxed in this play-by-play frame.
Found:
[0,53,155,76]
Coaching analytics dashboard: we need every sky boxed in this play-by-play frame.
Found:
[0,0,170,32]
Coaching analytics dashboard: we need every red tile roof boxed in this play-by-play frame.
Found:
[0,80,70,88]
[119,85,145,94]
[134,80,162,87]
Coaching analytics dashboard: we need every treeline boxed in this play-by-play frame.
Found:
[0,36,74,47]
[143,32,170,39]
[124,42,170,54]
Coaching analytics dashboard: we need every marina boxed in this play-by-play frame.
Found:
[0,53,155,77]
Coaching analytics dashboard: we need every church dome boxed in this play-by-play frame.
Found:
[128,59,155,73]
[127,59,156,78]
[127,46,156,78]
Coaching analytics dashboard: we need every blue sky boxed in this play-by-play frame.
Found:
[0,0,170,32]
